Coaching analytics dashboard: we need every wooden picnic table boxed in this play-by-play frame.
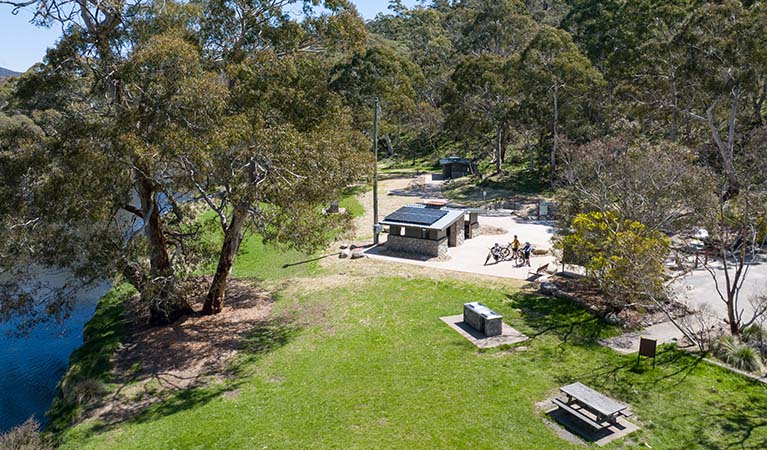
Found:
[559,382,628,423]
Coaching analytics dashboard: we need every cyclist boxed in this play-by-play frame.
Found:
[522,242,532,267]
[485,243,502,266]
[511,235,520,259]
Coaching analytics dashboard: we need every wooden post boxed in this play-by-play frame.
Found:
[373,97,380,245]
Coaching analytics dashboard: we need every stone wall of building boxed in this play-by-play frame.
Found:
[454,218,466,247]
[386,234,448,258]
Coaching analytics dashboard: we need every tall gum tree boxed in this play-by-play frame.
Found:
[1,1,229,325]
[188,0,370,315]
[516,26,604,181]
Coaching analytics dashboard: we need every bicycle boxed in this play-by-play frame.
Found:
[498,243,520,262]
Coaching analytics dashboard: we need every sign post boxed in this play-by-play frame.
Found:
[638,337,658,369]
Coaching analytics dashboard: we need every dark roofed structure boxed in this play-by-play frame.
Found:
[439,157,473,180]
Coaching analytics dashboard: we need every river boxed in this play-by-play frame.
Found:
[0,270,110,433]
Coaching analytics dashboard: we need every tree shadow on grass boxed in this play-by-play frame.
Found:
[506,292,615,346]
[692,395,767,450]
[77,316,298,442]
[559,346,704,399]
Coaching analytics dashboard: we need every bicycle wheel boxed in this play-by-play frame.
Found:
[500,248,511,259]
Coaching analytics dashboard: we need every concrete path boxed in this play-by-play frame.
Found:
[671,259,767,326]
[599,318,693,354]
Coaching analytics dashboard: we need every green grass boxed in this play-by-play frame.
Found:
[199,189,365,282]
[339,186,367,218]
[46,284,135,434]
[56,278,767,449]
[441,163,553,206]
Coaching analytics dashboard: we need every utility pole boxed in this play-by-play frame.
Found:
[373,97,380,245]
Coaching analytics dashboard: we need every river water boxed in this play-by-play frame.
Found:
[0,270,110,432]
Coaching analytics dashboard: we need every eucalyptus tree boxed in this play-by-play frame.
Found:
[0,2,228,325]
[183,0,370,314]
[0,0,369,326]
[331,42,424,156]
[455,0,537,57]
[515,26,603,181]
[442,54,518,174]
[702,127,767,336]
[620,0,767,194]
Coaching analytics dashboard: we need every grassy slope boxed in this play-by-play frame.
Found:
[59,278,767,449]
[46,285,136,434]
[53,190,767,449]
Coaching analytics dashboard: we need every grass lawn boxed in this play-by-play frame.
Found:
[196,189,365,282]
[56,275,767,449]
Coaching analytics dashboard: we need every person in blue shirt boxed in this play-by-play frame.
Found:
[522,242,532,267]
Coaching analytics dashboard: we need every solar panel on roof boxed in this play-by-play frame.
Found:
[385,207,448,226]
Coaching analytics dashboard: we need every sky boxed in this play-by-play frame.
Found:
[0,0,418,73]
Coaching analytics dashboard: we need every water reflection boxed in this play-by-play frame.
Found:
[0,270,110,432]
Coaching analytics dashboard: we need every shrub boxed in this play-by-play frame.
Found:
[712,335,737,357]
[713,335,765,373]
[0,418,53,450]
[742,324,766,343]
[68,379,106,406]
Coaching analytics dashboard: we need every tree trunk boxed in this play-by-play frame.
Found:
[135,168,192,325]
[202,204,248,315]
[385,133,395,157]
[550,84,559,182]
[707,94,740,195]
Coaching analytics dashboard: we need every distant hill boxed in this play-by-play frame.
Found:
[0,67,21,77]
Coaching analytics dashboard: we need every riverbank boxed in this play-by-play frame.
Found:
[45,285,134,435]
[42,178,767,450]
[0,272,110,434]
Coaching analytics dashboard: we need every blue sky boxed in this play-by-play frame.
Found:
[0,0,417,72]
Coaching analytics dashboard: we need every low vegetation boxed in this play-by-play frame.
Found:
[713,335,765,374]
[0,418,52,450]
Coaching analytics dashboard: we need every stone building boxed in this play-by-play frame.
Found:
[380,204,469,258]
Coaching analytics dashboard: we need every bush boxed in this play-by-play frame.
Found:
[713,335,765,373]
[0,418,53,450]
[742,324,766,343]
[68,379,106,406]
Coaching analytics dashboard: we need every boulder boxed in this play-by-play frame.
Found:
[351,252,366,260]
[339,249,351,259]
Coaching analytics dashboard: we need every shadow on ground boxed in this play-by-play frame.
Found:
[69,282,299,441]
[506,292,615,345]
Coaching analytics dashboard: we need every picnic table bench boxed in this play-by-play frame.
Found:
[555,382,629,430]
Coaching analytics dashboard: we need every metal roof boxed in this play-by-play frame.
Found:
[381,204,466,231]
[439,156,472,166]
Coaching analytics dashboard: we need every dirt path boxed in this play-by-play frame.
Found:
[353,174,443,242]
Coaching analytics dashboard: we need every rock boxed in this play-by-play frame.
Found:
[339,244,350,250]
[539,282,560,296]
[605,312,621,325]
[532,249,548,256]
[351,252,366,260]
[339,249,351,259]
